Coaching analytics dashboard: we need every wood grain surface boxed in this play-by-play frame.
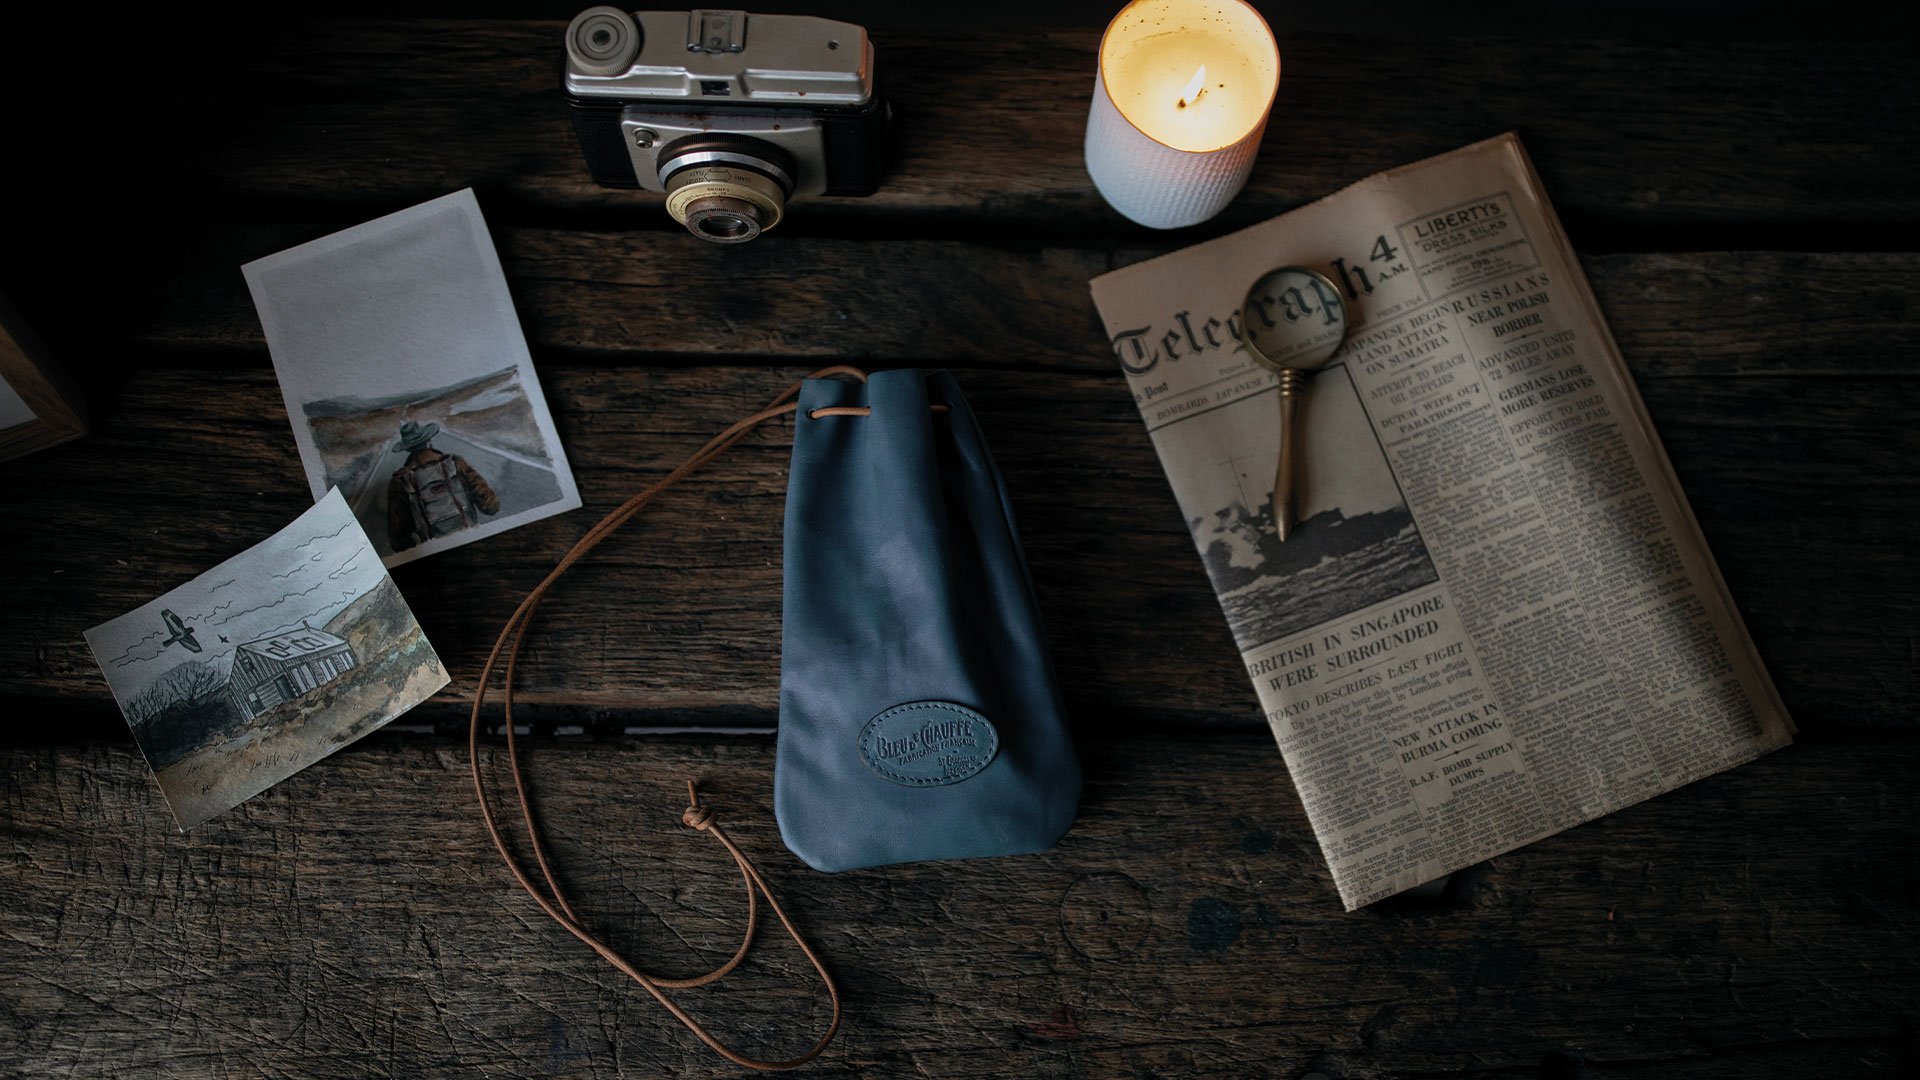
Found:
[0,10,1915,1079]
[101,22,1920,236]
[121,235,1920,376]
[2,734,1914,1079]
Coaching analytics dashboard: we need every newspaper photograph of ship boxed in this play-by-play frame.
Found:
[1188,366,1438,650]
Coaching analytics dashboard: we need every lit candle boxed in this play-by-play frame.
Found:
[1085,0,1281,229]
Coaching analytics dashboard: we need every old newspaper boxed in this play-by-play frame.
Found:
[1090,133,1794,909]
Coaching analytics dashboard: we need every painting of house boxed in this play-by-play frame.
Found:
[223,627,358,721]
[85,490,448,830]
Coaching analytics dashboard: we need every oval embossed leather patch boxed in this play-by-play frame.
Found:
[858,701,999,787]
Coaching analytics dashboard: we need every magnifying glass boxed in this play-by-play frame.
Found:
[1242,265,1350,541]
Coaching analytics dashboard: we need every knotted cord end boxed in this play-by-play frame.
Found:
[682,780,715,831]
[469,376,846,1070]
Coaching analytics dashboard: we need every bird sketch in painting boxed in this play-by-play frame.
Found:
[158,609,201,653]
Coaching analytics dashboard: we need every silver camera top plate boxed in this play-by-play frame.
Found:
[567,9,874,105]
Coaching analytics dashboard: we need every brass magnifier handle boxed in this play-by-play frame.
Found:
[1244,264,1346,542]
[1272,368,1307,541]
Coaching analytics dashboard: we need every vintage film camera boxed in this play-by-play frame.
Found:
[564,7,889,243]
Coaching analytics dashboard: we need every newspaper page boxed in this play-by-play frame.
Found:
[1090,133,1794,909]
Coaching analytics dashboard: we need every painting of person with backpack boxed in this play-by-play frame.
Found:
[386,420,501,552]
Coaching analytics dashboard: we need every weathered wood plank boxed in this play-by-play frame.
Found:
[2,364,1913,732]
[55,22,1920,235]
[125,233,1920,378]
[1,734,1913,1078]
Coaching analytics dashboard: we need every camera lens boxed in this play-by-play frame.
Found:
[681,195,772,243]
[691,207,757,241]
[658,135,798,244]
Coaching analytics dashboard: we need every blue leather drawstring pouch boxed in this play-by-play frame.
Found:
[471,365,1077,1068]
[776,368,1082,871]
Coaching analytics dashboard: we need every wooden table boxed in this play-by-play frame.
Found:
[2,9,1915,1077]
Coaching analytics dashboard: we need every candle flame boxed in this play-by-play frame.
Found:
[1176,64,1207,109]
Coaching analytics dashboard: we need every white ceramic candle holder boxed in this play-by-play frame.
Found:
[1084,0,1281,230]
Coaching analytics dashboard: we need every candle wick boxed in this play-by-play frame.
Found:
[1176,64,1208,110]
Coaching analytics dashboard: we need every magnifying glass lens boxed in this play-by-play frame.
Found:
[1243,267,1349,372]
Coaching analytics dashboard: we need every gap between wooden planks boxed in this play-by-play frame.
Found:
[0,360,1913,732]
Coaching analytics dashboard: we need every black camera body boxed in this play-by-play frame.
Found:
[564,7,889,242]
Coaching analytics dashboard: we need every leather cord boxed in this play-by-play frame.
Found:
[468,365,873,1071]
[808,403,950,419]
